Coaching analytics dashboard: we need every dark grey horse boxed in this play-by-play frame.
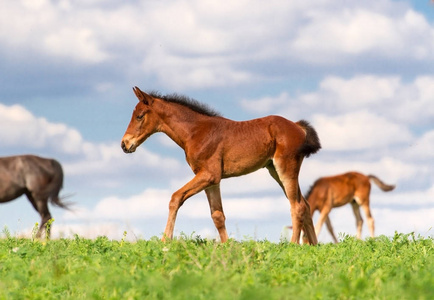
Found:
[0,155,69,237]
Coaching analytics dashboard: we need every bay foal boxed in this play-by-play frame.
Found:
[121,87,321,244]
[306,172,395,243]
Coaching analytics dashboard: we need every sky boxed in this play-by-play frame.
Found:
[1,0,433,243]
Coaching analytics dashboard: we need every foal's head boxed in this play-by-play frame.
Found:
[121,87,159,153]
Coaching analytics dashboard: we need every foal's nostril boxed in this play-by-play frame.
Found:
[121,140,135,153]
[121,141,129,152]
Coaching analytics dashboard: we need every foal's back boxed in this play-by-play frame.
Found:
[204,115,306,178]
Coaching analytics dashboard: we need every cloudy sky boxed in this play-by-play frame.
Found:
[1,0,433,243]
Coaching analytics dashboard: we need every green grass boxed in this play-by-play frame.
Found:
[0,232,432,299]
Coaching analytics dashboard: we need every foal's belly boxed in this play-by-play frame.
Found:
[218,119,275,178]
[221,149,272,178]
[332,193,355,207]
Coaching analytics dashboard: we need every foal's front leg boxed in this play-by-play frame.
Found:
[205,184,228,242]
[325,216,338,243]
[162,171,219,241]
[315,206,332,238]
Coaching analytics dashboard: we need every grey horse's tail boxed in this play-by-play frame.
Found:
[46,159,71,209]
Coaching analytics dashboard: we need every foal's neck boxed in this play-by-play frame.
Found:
[155,99,212,149]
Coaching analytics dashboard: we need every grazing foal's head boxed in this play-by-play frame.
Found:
[121,87,159,153]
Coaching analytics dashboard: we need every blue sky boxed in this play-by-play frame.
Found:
[1,0,433,242]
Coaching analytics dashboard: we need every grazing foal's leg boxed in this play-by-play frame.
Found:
[350,201,364,239]
[163,171,219,241]
[325,216,338,243]
[314,205,332,239]
[205,184,228,242]
[360,203,375,238]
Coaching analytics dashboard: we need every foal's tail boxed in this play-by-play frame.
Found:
[296,120,321,158]
[368,175,396,192]
[46,159,71,210]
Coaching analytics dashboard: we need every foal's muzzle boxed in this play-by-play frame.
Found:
[121,140,136,153]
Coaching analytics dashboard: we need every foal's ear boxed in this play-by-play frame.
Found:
[132,86,153,105]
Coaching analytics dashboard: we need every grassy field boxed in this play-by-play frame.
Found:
[0,231,432,300]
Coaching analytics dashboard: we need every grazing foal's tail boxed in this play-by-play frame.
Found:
[296,120,321,158]
[368,175,396,192]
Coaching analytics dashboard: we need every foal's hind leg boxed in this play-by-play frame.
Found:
[205,184,228,242]
[267,161,317,245]
[266,163,286,195]
[360,203,375,238]
[350,201,364,239]
[300,193,318,245]
[26,192,52,238]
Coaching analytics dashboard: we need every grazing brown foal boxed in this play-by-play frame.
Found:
[121,87,321,244]
[306,172,395,243]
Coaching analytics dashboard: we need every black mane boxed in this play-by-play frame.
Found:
[149,91,222,117]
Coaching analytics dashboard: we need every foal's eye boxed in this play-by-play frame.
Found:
[136,114,145,121]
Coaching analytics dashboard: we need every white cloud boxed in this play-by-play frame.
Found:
[396,76,434,123]
[142,51,253,89]
[1,1,433,88]
[221,169,280,195]
[64,182,290,223]
[62,142,181,178]
[242,75,433,154]
[299,157,416,187]
[295,74,434,124]
[44,28,109,63]
[0,103,90,155]
[311,205,434,243]
[290,8,434,63]
[93,189,171,220]
[374,185,434,207]
[167,168,281,198]
[318,75,400,110]
[15,222,143,241]
[0,102,184,189]
[240,92,289,114]
[60,182,433,242]
[372,207,434,237]
[0,1,108,63]
[404,130,434,160]
[313,111,413,151]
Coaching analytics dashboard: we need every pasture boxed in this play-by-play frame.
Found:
[0,232,432,299]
